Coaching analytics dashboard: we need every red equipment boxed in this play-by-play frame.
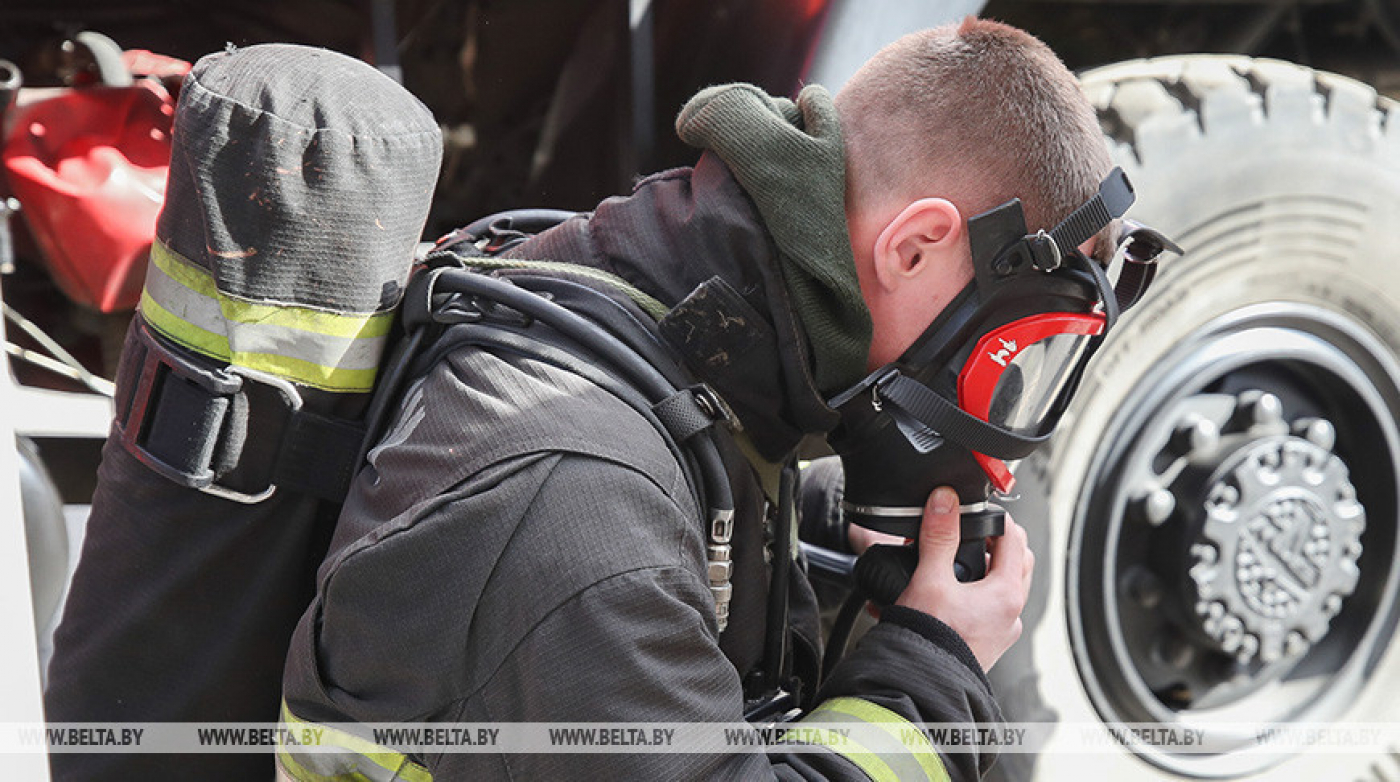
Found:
[2,56,184,313]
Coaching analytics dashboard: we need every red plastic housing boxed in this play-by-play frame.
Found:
[3,78,177,312]
[957,312,1107,493]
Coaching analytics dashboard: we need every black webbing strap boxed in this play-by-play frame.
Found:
[1081,250,1121,333]
[273,411,366,501]
[1111,222,1178,312]
[1048,167,1135,257]
[874,371,1047,460]
[115,319,363,504]
[651,387,722,443]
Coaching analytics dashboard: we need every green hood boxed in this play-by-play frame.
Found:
[676,83,872,395]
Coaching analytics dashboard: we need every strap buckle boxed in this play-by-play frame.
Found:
[868,367,902,412]
[209,367,303,503]
[115,321,303,504]
[1029,229,1063,271]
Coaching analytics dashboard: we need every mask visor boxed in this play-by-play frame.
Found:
[957,312,1106,491]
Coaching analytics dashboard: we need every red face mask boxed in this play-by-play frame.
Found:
[830,168,1182,536]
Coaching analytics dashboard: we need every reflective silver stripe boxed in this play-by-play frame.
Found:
[278,702,432,782]
[279,748,406,782]
[794,697,951,782]
[141,240,393,392]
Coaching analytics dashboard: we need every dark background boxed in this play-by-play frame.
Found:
[4,0,1396,232]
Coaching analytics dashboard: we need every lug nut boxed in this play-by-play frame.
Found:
[1168,415,1220,458]
[1204,481,1241,516]
[1238,633,1262,664]
[1135,488,1177,526]
[1285,631,1309,658]
[1235,390,1284,430]
[1291,417,1336,452]
[1323,593,1344,618]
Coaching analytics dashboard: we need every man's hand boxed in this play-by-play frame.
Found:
[895,487,1034,672]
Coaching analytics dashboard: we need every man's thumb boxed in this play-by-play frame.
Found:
[918,487,962,566]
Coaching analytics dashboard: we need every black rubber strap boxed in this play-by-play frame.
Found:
[1050,198,1112,257]
[1080,251,1121,333]
[1115,259,1158,312]
[875,371,1047,459]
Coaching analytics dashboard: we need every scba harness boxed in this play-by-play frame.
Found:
[118,202,812,730]
[387,230,742,633]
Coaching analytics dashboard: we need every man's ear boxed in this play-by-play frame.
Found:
[870,198,965,292]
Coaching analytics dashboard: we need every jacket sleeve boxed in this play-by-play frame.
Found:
[279,450,999,781]
[793,606,1004,781]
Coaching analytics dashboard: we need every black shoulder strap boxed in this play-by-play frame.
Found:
[369,264,741,637]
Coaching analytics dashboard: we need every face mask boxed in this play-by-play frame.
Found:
[828,167,1180,541]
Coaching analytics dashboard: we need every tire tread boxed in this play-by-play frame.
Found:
[1083,56,1396,165]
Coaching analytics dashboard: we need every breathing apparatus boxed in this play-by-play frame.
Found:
[826,167,1180,601]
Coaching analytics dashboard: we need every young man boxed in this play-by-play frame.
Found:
[277,19,1113,781]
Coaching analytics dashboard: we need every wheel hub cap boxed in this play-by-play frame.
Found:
[1186,431,1365,664]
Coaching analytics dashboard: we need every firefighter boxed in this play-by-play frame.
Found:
[278,19,1119,781]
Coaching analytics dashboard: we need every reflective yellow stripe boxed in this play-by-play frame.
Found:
[279,701,432,782]
[141,240,394,392]
[149,241,395,338]
[140,290,382,392]
[801,697,951,782]
[780,726,900,782]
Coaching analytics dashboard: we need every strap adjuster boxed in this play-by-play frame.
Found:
[210,367,303,503]
[115,321,303,504]
[1029,229,1063,271]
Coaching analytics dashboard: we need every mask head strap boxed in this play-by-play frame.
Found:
[1046,166,1135,263]
[1112,220,1185,311]
[971,167,1136,291]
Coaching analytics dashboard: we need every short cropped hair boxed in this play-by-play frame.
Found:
[835,19,1111,241]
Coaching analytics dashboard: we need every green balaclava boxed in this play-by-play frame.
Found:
[676,83,873,397]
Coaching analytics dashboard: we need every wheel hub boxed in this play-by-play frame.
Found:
[1061,263,1400,778]
[1079,363,1392,731]
[1136,390,1368,674]
[1184,431,1365,664]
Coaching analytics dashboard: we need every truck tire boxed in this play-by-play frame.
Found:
[990,55,1400,780]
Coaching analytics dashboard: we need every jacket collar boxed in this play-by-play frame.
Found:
[507,151,839,461]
